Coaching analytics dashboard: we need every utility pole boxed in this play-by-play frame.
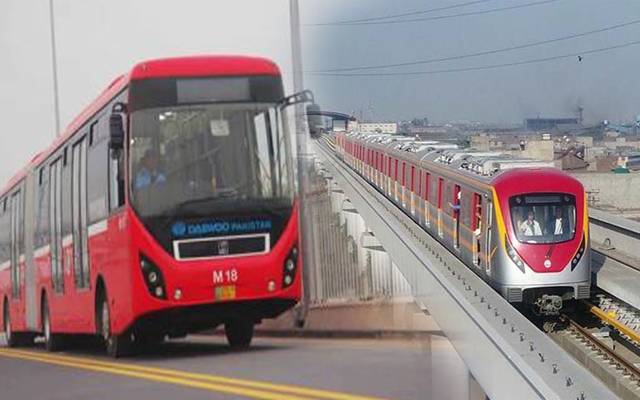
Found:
[49,0,61,136]
[290,0,314,326]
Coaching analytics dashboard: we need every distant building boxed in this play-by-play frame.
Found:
[524,118,580,132]
[353,122,398,134]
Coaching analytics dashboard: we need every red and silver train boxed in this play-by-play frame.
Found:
[0,56,303,356]
[335,132,590,315]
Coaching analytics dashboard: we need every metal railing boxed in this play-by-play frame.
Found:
[305,161,412,305]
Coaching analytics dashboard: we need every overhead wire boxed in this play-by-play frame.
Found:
[307,0,560,27]
[310,0,494,25]
[310,40,640,77]
[310,19,640,73]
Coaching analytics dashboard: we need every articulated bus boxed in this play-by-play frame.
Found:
[0,56,306,357]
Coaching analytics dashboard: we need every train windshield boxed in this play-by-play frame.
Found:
[129,102,294,218]
[509,194,577,244]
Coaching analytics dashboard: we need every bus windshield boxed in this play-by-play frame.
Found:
[129,102,294,218]
[509,193,577,244]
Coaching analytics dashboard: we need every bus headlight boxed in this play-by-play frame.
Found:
[140,254,166,299]
[283,245,299,288]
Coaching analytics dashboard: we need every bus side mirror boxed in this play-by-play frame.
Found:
[109,103,127,150]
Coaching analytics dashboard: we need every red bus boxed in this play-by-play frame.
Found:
[0,56,305,357]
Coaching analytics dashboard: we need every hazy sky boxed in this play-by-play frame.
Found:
[2,0,639,185]
[0,0,295,185]
[302,0,640,125]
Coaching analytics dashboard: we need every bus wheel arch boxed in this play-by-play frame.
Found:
[2,296,8,334]
[95,277,131,358]
[94,276,106,334]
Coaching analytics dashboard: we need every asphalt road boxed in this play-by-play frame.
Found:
[0,334,471,400]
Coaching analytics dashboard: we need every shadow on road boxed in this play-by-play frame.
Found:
[5,334,288,361]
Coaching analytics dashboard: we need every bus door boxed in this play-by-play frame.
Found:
[72,137,90,290]
[9,189,23,301]
[23,170,38,330]
[49,158,64,294]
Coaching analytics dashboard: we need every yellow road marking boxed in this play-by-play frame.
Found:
[0,348,387,400]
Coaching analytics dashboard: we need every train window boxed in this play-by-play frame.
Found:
[472,193,483,232]
[401,162,406,186]
[394,159,398,181]
[410,166,415,191]
[424,172,430,201]
[509,193,576,244]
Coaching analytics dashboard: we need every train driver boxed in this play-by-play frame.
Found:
[547,207,569,237]
[135,149,166,190]
[519,210,542,236]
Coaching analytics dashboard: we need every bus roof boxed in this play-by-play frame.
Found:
[1,55,281,196]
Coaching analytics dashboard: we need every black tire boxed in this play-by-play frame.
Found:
[135,331,165,347]
[3,301,34,348]
[98,294,131,358]
[42,297,64,351]
[224,319,254,350]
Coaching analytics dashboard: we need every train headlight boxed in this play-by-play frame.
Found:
[139,254,167,299]
[505,236,526,273]
[282,245,299,288]
[571,236,587,271]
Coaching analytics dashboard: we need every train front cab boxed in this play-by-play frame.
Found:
[490,169,590,315]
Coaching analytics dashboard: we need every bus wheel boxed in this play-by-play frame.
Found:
[135,332,165,347]
[98,296,131,358]
[224,319,254,350]
[42,297,64,351]
[3,302,14,347]
[3,302,33,348]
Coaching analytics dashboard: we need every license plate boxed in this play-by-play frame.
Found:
[215,285,236,301]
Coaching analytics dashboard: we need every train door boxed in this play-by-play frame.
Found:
[472,193,483,267]
[424,172,430,227]
[394,159,399,202]
[71,137,90,290]
[437,178,444,237]
[400,162,406,207]
[410,166,416,215]
[453,185,461,249]
[387,157,392,196]
[485,200,494,275]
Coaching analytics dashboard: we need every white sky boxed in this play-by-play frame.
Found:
[0,0,300,185]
